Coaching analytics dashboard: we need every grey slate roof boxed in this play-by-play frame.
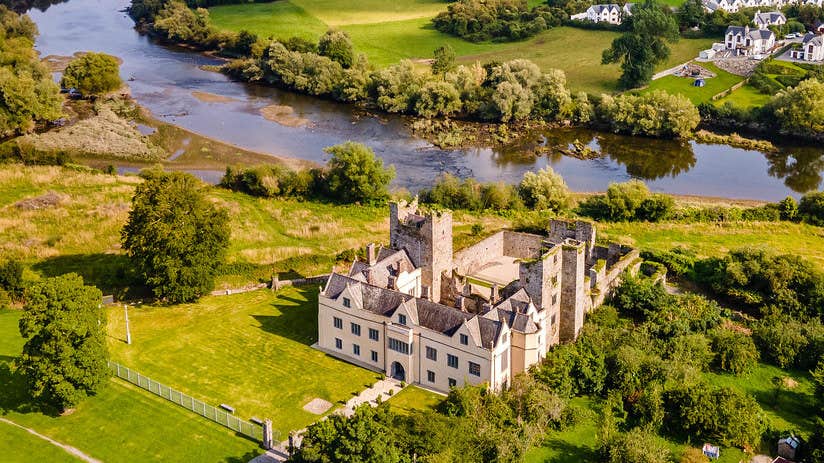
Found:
[754,11,785,25]
[348,247,416,289]
[485,289,540,334]
[323,273,502,348]
[725,25,774,41]
[590,3,621,13]
[803,32,824,46]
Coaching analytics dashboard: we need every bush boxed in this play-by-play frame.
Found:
[0,259,25,299]
[640,247,696,276]
[317,30,354,68]
[752,315,824,369]
[220,164,314,198]
[597,91,700,138]
[580,180,672,222]
[800,191,824,226]
[518,166,571,212]
[61,52,123,95]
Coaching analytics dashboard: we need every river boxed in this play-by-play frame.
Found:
[27,0,824,200]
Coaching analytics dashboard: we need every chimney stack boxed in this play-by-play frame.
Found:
[366,243,377,265]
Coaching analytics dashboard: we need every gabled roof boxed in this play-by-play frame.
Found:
[754,11,785,24]
[485,289,540,334]
[803,31,824,46]
[323,273,502,348]
[725,25,774,41]
[348,247,416,289]
[589,3,621,13]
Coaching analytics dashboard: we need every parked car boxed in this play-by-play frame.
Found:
[785,33,798,39]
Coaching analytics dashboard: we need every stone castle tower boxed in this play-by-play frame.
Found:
[389,200,453,302]
[559,239,586,342]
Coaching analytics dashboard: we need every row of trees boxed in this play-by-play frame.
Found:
[433,0,566,42]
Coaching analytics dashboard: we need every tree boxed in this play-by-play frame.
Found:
[596,91,700,138]
[602,0,679,89]
[0,5,61,137]
[599,427,672,463]
[518,166,571,212]
[121,171,230,303]
[677,0,706,30]
[532,69,572,120]
[60,52,122,95]
[0,259,24,299]
[17,274,108,411]
[710,328,758,375]
[432,44,456,75]
[414,81,462,118]
[317,29,354,68]
[769,78,824,136]
[323,142,395,204]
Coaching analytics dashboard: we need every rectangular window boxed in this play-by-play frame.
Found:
[342,297,351,308]
[448,378,457,388]
[427,370,435,383]
[447,354,458,369]
[333,317,343,329]
[351,322,361,336]
[501,349,508,372]
[371,350,378,362]
[425,346,437,361]
[552,294,558,306]
[459,334,468,345]
[335,338,342,350]
[369,328,379,341]
[551,314,557,326]
[551,275,558,286]
[353,344,360,356]
[398,314,407,325]
[469,361,481,377]
[388,337,410,355]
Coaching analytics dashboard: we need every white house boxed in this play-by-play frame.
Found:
[706,0,802,12]
[585,4,622,24]
[790,32,824,61]
[753,10,786,29]
[725,25,776,55]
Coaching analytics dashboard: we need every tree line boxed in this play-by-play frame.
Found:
[433,0,567,42]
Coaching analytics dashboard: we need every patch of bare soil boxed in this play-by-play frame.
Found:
[191,91,239,103]
[783,377,799,389]
[14,191,67,210]
[260,105,312,128]
[303,398,333,415]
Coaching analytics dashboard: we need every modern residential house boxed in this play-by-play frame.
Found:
[705,0,803,12]
[316,201,640,393]
[725,25,776,55]
[580,3,634,24]
[753,10,786,29]
[790,32,824,61]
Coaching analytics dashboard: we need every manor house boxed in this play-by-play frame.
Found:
[316,200,639,394]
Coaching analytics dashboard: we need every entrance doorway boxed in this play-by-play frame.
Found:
[390,361,406,381]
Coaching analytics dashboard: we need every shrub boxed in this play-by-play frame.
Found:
[580,180,672,222]
[317,30,354,68]
[432,44,456,75]
[710,328,759,375]
[800,191,824,226]
[0,259,25,299]
[60,52,122,96]
[597,91,700,138]
[219,164,314,198]
[518,166,571,212]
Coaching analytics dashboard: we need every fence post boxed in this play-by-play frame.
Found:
[263,419,274,450]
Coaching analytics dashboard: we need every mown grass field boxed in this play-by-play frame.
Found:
[0,310,262,463]
[387,386,444,415]
[208,1,713,94]
[714,83,772,109]
[641,62,745,105]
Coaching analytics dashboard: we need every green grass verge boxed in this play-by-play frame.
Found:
[107,286,379,433]
[209,0,714,94]
[642,62,745,105]
[714,83,772,109]
[0,310,262,463]
[0,419,83,463]
[387,386,444,416]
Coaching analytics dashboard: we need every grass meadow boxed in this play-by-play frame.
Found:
[0,310,262,462]
[208,0,713,94]
[386,386,444,416]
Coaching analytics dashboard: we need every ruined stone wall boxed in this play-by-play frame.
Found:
[453,232,505,275]
[560,240,586,342]
[590,248,641,308]
[548,220,596,263]
[502,231,545,259]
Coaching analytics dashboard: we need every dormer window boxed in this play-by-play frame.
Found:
[460,334,469,345]
[398,314,407,325]
[343,297,351,308]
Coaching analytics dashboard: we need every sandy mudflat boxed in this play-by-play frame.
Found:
[191,91,239,103]
[260,104,311,128]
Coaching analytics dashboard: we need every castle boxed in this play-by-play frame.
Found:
[316,200,640,393]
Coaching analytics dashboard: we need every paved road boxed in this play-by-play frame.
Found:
[0,417,103,463]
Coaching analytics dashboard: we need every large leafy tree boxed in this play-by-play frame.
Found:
[770,79,824,136]
[323,142,395,204]
[602,0,679,89]
[60,52,122,95]
[121,171,230,303]
[317,29,354,68]
[17,273,108,412]
[0,5,61,137]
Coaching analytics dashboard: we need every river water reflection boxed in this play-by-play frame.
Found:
[27,0,824,200]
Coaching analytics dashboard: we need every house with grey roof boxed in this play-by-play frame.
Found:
[754,10,786,29]
[790,32,824,61]
[583,3,632,24]
[316,200,640,393]
[725,25,776,55]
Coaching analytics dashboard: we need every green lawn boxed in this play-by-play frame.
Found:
[209,0,714,94]
[0,310,262,462]
[0,419,83,463]
[107,286,379,433]
[714,83,772,109]
[387,386,444,415]
[642,62,745,105]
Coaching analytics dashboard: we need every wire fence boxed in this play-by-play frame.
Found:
[109,361,272,442]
